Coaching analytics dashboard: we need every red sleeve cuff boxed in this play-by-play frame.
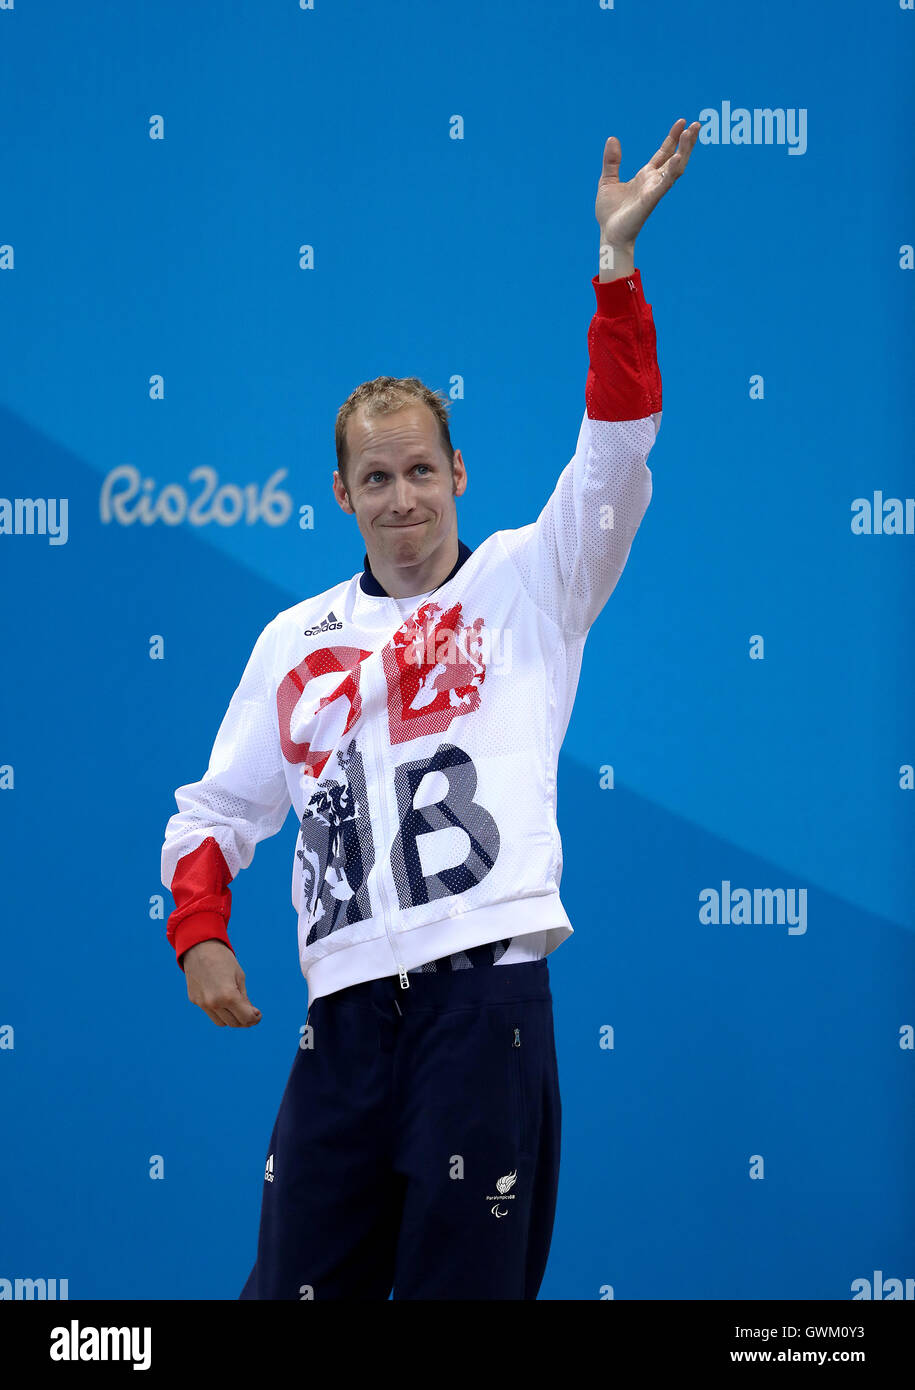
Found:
[591,266,643,317]
[586,267,661,421]
[166,836,234,968]
[174,915,236,972]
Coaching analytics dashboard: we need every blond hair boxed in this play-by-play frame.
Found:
[335,377,454,490]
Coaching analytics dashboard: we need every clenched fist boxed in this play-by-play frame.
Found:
[181,939,263,1028]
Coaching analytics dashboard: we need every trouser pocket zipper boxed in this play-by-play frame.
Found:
[509,1025,526,1153]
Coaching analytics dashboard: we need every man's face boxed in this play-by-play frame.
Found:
[333,403,466,571]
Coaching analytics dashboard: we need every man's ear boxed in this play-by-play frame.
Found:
[333,469,354,514]
[451,450,467,497]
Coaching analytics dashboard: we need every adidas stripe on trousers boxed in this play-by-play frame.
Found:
[238,957,561,1300]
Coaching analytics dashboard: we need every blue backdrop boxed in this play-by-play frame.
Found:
[1,0,912,1301]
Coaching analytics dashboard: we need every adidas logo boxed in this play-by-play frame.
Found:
[303,608,343,638]
[264,1153,274,1183]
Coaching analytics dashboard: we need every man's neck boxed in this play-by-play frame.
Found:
[365,531,460,599]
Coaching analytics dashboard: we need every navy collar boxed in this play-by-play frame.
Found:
[359,538,473,597]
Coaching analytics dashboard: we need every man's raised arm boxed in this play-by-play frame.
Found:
[500,119,698,636]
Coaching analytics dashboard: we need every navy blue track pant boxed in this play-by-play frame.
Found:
[238,957,561,1300]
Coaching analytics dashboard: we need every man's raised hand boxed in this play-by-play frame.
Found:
[596,118,700,250]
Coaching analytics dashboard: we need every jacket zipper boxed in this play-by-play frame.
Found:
[627,276,650,406]
[622,276,645,380]
[369,662,410,990]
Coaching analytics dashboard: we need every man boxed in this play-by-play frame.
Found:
[160,119,699,1300]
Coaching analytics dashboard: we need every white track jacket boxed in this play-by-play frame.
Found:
[160,267,662,1004]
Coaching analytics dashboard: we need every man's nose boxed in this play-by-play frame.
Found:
[392,479,416,511]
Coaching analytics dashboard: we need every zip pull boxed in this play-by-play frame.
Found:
[513,1027,521,1047]
[398,964,410,990]
[626,277,635,290]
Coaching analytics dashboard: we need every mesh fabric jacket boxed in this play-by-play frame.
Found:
[160,268,662,1005]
